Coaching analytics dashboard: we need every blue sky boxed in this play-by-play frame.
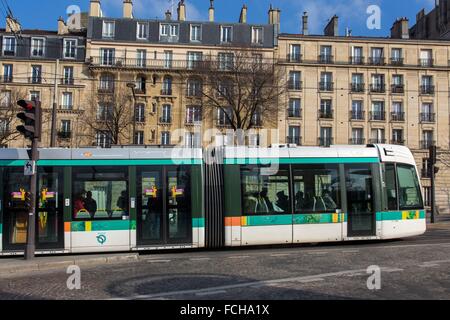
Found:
[1,0,436,36]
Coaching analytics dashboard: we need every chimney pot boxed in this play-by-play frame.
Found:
[239,4,248,24]
[123,0,133,19]
[177,0,186,21]
[89,0,102,17]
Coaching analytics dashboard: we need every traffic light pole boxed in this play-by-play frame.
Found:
[430,158,436,224]
[25,136,39,260]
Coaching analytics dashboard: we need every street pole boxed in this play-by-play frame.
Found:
[50,58,59,147]
[430,145,437,224]
[127,83,137,144]
[25,136,39,260]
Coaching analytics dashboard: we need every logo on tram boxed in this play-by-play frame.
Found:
[96,234,107,245]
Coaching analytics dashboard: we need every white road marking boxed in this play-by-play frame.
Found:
[308,251,328,255]
[147,260,171,263]
[418,264,440,268]
[270,253,292,257]
[196,290,227,296]
[228,255,251,259]
[381,268,404,273]
[190,258,211,261]
[298,278,325,283]
[342,250,359,253]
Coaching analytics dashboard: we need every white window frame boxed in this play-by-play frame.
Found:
[100,48,115,66]
[136,49,147,67]
[3,36,16,56]
[63,66,74,84]
[0,90,11,107]
[61,120,71,132]
[61,92,73,109]
[220,26,233,43]
[63,38,78,59]
[102,21,115,38]
[3,64,13,82]
[136,22,149,40]
[160,23,179,37]
[251,27,263,44]
[31,37,45,57]
[190,24,202,42]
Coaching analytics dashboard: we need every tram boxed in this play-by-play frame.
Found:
[0,144,426,256]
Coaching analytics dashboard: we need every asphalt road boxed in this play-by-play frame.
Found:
[1,222,450,300]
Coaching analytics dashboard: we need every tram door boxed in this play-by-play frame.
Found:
[137,166,192,246]
[345,164,376,237]
[2,167,64,251]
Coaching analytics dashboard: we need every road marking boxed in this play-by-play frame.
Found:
[418,263,440,268]
[270,253,291,257]
[147,260,171,263]
[298,278,324,283]
[228,255,251,259]
[342,250,359,253]
[308,251,328,255]
[196,290,227,297]
[190,258,211,261]
[381,268,404,273]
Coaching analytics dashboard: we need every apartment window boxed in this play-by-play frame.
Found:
[320,127,333,147]
[217,107,233,126]
[185,132,201,148]
[161,131,171,145]
[134,131,144,145]
[251,109,262,127]
[423,186,431,206]
[137,22,149,39]
[221,26,232,43]
[420,49,433,67]
[392,129,404,144]
[370,47,384,64]
[320,100,333,118]
[319,45,332,63]
[31,65,42,83]
[320,72,333,91]
[351,46,363,64]
[351,128,365,145]
[136,76,146,93]
[161,104,171,123]
[289,44,301,62]
[422,130,434,149]
[371,128,385,144]
[251,27,263,44]
[187,51,203,69]
[163,50,173,68]
[63,66,74,85]
[100,48,115,66]
[136,50,147,67]
[351,73,364,92]
[97,104,112,121]
[421,103,435,123]
[0,118,9,135]
[288,71,301,90]
[96,131,111,148]
[61,92,73,109]
[2,37,16,56]
[218,53,234,70]
[160,24,179,37]
[421,76,434,94]
[190,24,201,42]
[31,38,45,57]
[135,104,145,122]
[391,102,404,121]
[60,120,71,134]
[64,39,77,59]
[371,74,385,92]
[0,90,11,107]
[30,91,40,102]
[351,100,364,120]
[162,76,172,95]
[99,73,114,92]
[102,21,115,38]
[186,106,202,124]
[288,99,301,118]
[187,78,202,97]
[288,126,301,145]
[3,64,13,83]
[371,101,385,120]
[391,48,403,65]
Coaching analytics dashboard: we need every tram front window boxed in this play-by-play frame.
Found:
[73,167,128,220]
[397,164,423,210]
[241,166,290,215]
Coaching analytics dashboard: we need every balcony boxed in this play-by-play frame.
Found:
[350,83,365,93]
[350,56,365,65]
[57,131,71,139]
[89,56,211,71]
[98,87,114,94]
[390,58,404,66]
[60,78,75,85]
[318,55,334,64]
[391,112,405,122]
[369,138,387,144]
[420,85,435,95]
[288,81,302,91]
[369,83,386,93]
[186,89,202,98]
[421,168,432,178]
[135,87,146,95]
[286,54,302,63]
[350,110,365,121]
[185,117,202,125]
[391,84,404,94]
[287,136,302,145]
[1,75,13,83]
[319,82,334,92]
[391,139,405,145]
[349,137,366,145]
[368,57,385,65]
[287,108,302,118]
[29,77,42,84]
[318,110,334,119]
[318,137,333,147]
[419,59,434,67]
[420,113,435,123]
[2,50,15,56]
[159,116,172,124]
[369,111,386,121]
[420,140,435,149]
[160,89,173,96]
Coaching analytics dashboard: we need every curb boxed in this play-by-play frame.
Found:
[0,253,139,276]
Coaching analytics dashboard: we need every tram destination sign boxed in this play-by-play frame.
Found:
[24,160,36,176]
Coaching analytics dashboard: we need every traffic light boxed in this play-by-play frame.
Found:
[16,100,42,141]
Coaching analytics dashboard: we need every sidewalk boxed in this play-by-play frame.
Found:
[0,252,139,277]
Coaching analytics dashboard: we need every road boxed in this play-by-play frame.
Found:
[1,222,450,300]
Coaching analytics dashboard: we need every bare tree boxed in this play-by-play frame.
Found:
[83,82,134,147]
[0,86,26,146]
[194,50,286,144]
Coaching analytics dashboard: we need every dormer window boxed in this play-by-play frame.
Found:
[102,21,115,38]
[160,23,179,37]
[137,22,148,40]
[221,26,232,43]
[2,37,16,56]
[63,38,77,59]
[31,38,45,57]
[190,24,201,42]
[251,27,263,45]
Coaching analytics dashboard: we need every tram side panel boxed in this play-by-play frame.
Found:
[223,165,242,247]
[192,165,205,248]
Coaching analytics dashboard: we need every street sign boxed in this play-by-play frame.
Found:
[24,160,36,176]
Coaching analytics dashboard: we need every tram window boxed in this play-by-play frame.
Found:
[397,164,423,210]
[241,166,290,215]
[293,165,340,213]
[384,164,398,211]
[72,167,128,220]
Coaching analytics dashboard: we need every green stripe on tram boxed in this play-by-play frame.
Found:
[71,220,135,232]
[0,159,202,167]
[224,157,380,165]
[192,218,205,228]
[0,223,2,234]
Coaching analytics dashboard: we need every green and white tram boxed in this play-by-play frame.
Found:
[0,144,425,256]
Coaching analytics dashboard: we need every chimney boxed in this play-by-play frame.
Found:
[239,5,248,24]
[302,11,308,35]
[165,10,172,21]
[324,15,338,36]
[57,17,69,35]
[89,0,102,17]
[177,0,186,21]
[123,0,133,19]
[209,0,215,22]
[5,15,21,33]
[268,5,281,34]
[391,17,409,39]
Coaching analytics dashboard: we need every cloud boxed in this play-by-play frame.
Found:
[101,0,205,21]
